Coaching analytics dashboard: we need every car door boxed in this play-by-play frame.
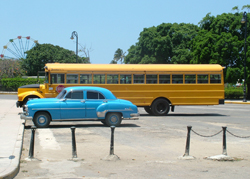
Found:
[60,90,86,119]
[85,90,106,118]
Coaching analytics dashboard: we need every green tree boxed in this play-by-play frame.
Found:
[191,10,250,99]
[232,6,239,13]
[124,23,199,64]
[113,48,126,64]
[0,59,24,80]
[110,59,117,64]
[242,4,250,12]
[21,44,89,76]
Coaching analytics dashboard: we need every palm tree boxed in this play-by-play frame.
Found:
[113,48,126,64]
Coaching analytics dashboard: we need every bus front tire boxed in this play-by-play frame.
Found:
[151,99,170,116]
[22,96,39,111]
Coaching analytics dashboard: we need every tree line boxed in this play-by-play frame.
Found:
[113,6,250,98]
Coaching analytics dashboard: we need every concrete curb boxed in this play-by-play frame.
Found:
[0,120,25,179]
[225,101,250,105]
[0,92,17,95]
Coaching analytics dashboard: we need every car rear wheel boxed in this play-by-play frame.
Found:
[33,112,51,128]
[151,99,170,116]
[105,113,122,127]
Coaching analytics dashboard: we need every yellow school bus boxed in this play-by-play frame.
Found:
[16,63,224,115]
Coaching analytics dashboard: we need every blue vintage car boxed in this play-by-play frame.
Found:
[20,86,139,128]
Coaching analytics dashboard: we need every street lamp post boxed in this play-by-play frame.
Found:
[241,12,247,102]
[70,31,78,63]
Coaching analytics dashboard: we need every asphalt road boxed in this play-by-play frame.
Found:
[13,100,250,179]
[0,94,17,100]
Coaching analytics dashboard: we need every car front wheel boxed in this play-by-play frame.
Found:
[33,112,51,128]
[105,113,122,127]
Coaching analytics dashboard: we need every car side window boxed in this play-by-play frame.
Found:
[65,90,83,99]
[99,93,105,99]
[87,91,105,99]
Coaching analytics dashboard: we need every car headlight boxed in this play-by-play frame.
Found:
[24,105,28,112]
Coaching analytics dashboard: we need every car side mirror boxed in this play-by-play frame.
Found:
[60,99,67,102]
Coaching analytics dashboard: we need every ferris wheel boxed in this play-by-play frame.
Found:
[0,36,38,59]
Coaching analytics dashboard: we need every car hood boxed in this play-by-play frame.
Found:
[26,98,59,105]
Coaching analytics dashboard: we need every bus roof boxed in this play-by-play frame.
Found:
[45,63,224,72]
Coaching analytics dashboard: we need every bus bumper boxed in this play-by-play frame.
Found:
[16,101,23,108]
[219,99,224,104]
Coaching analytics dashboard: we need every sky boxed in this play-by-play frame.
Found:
[0,0,248,64]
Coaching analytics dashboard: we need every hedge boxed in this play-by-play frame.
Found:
[224,88,244,99]
[0,78,45,91]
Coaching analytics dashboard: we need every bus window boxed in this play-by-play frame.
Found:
[107,74,118,84]
[80,74,92,84]
[120,75,131,84]
[146,74,157,84]
[210,74,221,83]
[93,74,105,84]
[198,74,208,83]
[172,74,183,84]
[67,74,78,84]
[45,72,49,83]
[133,74,144,84]
[159,74,170,84]
[185,74,196,84]
[51,74,65,84]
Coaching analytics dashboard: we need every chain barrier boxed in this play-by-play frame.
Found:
[226,129,250,138]
[191,129,223,137]
[183,126,250,158]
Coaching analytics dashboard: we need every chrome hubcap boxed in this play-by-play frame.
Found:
[110,116,117,123]
[39,117,46,124]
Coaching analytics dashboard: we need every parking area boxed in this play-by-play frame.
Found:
[15,104,250,179]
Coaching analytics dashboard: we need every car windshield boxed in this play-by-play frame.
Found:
[56,90,67,99]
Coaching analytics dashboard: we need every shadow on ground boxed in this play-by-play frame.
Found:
[24,123,140,129]
[140,113,227,117]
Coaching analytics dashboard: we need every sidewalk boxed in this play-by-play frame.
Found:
[0,99,24,179]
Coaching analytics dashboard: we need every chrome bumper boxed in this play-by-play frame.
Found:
[19,112,33,120]
[123,113,140,120]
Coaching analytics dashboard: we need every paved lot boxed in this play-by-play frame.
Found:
[15,104,250,179]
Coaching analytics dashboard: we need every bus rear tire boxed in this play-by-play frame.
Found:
[151,99,170,116]
[144,106,153,115]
